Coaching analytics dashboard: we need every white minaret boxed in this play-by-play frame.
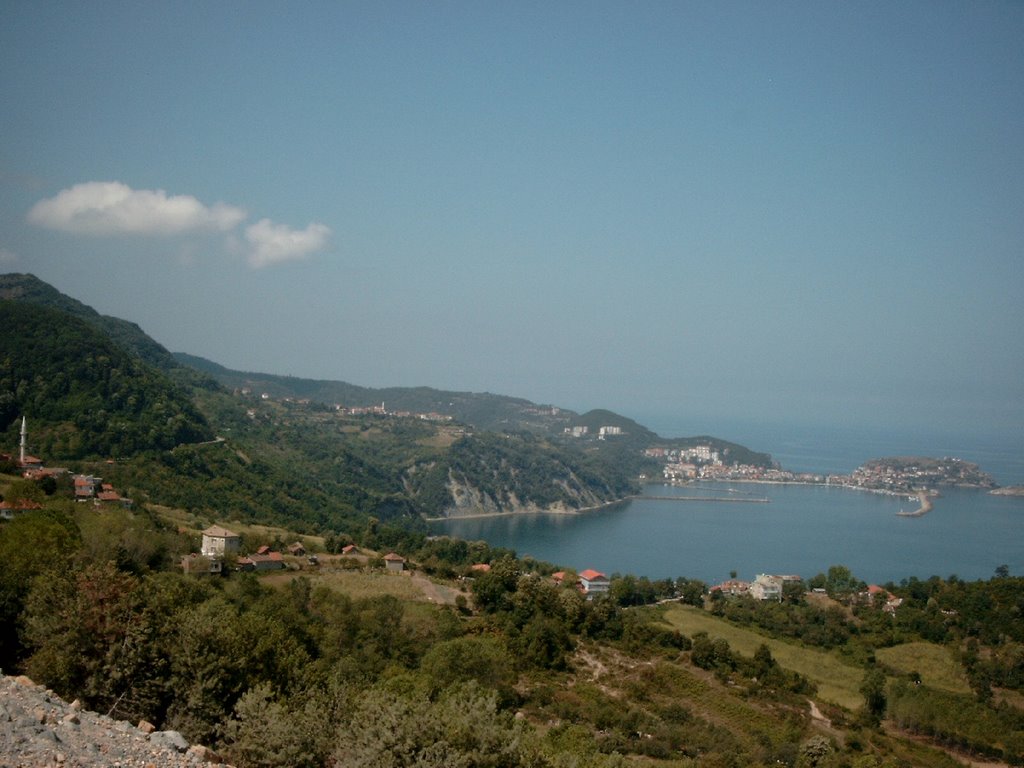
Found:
[19,416,27,464]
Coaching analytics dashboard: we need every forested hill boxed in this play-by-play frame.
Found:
[174,353,774,467]
[175,351,548,433]
[0,301,213,457]
[0,273,218,390]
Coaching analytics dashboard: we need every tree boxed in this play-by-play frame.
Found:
[859,668,887,727]
[332,682,544,768]
[418,636,516,700]
[23,561,139,709]
[222,682,341,768]
[825,565,858,597]
[0,509,80,667]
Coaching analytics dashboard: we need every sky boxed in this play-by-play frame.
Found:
[1,2,1022,443]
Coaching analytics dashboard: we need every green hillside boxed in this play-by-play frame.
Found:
[0,277,639,527]
[0,301,212,457]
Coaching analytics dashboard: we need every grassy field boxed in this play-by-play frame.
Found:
[875,642,970,695]
[659,604,866,710]
[153,504,325,548]
[261,568,426,601]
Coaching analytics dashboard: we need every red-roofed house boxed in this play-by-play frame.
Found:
[238,552,285,572]
[384,552,406,573]
[578,569,610,598]
[0,498,43,520]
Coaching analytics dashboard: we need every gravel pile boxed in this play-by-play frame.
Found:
[0,675,225,768]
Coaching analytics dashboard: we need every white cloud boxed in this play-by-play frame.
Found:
[27,181,246,235]
[243,218,331,268]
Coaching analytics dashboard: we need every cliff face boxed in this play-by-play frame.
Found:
[443,472,608,517]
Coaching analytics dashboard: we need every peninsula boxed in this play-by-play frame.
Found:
[652,446,999,495]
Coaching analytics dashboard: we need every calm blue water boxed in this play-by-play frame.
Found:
[434,420,1024,585]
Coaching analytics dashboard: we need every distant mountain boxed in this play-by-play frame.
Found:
[176,351,575,434]
[172,353,773,466]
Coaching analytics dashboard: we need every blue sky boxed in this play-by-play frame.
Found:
[1,2,1022,442]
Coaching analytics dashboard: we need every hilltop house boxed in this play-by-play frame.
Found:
[384,552,406,573]
[201,525,241,558]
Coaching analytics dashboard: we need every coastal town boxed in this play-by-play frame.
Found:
[649,443,998,495]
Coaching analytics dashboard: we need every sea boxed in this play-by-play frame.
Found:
[433,419,1024,586]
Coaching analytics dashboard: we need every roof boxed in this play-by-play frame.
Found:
[249,552,283,562]
[0,499,43,511]
[578,569,608,582]
[383,552,405,562]
[203,525,240,538]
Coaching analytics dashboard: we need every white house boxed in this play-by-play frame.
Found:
[578,569,610,598]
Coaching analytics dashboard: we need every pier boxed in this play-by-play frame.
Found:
[896,491,934,517]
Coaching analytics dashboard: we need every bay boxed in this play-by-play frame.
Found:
[434,420,1024,585]
[435,483,1024,585]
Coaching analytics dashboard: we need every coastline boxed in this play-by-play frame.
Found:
[425,495,633,522]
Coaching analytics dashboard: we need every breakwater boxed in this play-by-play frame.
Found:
[639,494,770,503]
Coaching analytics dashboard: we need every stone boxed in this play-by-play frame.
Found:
[151,729,190,752]
[188,743,222,763]
[137,719,156,734]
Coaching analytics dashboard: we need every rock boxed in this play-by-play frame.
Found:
[151,729,190,753]
[188,744,222,763]
[138,719,156,734]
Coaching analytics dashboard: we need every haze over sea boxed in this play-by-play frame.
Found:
[437,418,1024,586]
